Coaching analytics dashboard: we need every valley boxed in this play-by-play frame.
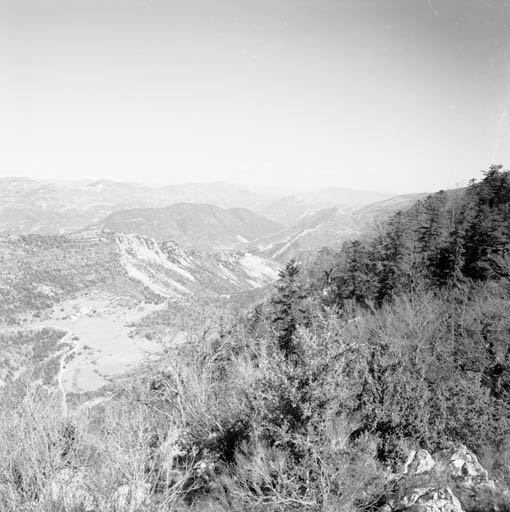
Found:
[0,179,434,397]
[0,227,280,394]
[2,1,507,507]
[0,295,165,393]
[37,294,166,394]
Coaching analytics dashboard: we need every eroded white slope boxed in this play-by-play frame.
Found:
[116,233,280,297]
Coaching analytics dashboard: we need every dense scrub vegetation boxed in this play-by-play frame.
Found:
[0,233,134,321]
[2,166,510,511]
[0,328,68,386]
[306,165,510,462]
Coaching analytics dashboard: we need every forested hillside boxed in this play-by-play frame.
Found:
[323,166,509,305]
[302,165,510,459]
[93,203,282,249]
[3,167,510,512]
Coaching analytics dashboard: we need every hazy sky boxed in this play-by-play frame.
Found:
[1,0,510,193]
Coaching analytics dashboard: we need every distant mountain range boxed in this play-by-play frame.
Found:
[0,177,437,265]
[0,178,285,235]
[0,177,394,234]
[248,207,362,261]
[263,187,392,225]
[353,192,432,225]
[92,203,282,250]
[248,193,434,261]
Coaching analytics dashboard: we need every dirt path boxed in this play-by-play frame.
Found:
[55,330,79,416]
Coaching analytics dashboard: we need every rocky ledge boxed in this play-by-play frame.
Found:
[380,443,509,512]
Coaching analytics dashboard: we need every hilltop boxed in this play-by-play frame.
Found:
[0,177,399,241]
[92,203,282,250]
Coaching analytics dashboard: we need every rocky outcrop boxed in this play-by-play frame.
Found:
[381,443,506,512]
[434,443,495,490]
[403,449,436,475]
[398,486,463,512]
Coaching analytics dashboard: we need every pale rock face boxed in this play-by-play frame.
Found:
[403,449,436,475]
[383,444,508,512]
[434,443,495,490]
[111,482,151,511]
[48,468,96,511]
[400,486,464,512]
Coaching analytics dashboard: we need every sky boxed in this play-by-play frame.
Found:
[1,0,510,193]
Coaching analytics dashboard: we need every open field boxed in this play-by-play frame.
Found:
[0,293,169,393]
[37,294,167,392]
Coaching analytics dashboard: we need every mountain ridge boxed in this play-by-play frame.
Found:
[92,203,283,249]
[0,177,405,236]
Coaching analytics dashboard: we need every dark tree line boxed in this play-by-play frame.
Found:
[328,165,510,308]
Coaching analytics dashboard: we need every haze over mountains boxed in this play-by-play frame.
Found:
[264,187,395,225]
[92,190,430,260]
[0,177,429,260]
[0,178,286,235]
[0,177,394,231]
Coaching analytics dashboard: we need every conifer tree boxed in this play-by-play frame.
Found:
[463,165,510,279]
[271,259,307,359]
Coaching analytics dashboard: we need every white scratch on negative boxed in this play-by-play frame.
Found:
[427,0,438,17]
